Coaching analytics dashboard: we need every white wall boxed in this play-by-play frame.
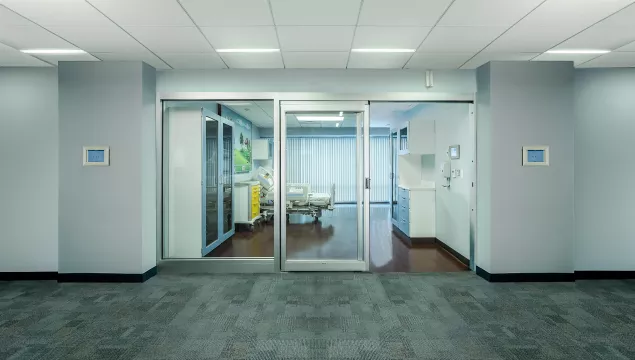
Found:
[157,69,476,93]
[575,68,635,271]
[58,62,156,274]
[0,68,59,272]
[477,61,575,275]
[433,104,473,259]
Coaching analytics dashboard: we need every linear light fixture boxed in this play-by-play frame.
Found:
[220,102,252,106]
[351,49,416,53]
[216,49,280,53]
[296,116,344,122]
[545,49,610,54]
[21,49,86,54]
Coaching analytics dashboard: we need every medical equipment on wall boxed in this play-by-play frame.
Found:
[254,166,335,222]
[441,161,451,188]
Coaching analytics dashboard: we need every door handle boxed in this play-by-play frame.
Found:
[365,178,371,189]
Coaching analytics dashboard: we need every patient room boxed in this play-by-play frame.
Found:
[163,100,473,272]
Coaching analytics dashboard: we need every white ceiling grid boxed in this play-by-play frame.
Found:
[0,0,634,69]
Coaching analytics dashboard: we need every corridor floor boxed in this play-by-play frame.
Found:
[1,273,634,360]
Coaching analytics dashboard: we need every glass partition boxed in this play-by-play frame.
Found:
[163,100,274,259]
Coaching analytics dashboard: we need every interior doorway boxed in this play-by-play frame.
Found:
[369,102,475,272]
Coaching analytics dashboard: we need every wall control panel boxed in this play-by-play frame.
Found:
[83,146,110,166]
[522,145,549,166]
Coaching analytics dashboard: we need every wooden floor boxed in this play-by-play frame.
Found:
[209,204,468,273]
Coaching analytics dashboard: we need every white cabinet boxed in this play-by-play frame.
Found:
[252,139,270,160]
[395,186,435,238]
[398,120,435,155]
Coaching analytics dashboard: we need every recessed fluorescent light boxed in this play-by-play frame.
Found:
[339,111,343,116]
[21,49,86,54]
[216,49,280,53]
[351,49,416,53]
[296,116,344,122]
[221,102,252,106]
[545,49,610,54]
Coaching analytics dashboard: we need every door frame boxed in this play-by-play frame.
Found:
[280,101,370,272]
[156,92,475,273]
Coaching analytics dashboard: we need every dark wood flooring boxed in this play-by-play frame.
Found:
[209,204,468,273]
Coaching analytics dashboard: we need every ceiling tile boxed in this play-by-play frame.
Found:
[0,5,35,26]
[179,0,274,26]
[553,5,635,51]
[283,52,349,68]
[531,52,598,65]
[347,53,412,68]
[277,26,354,51]
[0,24,75,49]
[352,27,431,49]
[201,27,279,49]
[270,0,361,25]
[577,52,635,67]
[438,0,544,26]
[125,27,213,53]
[617,40,635,51]
[460,52,539,69]
[93,51,170,69]
[405,52,474,69]
[0,42,51,66]
[358,0,453,26]
[87,0,194,26]
[47,25,145,53]
[485,0,634,52]
[220,52,284,68]
[3,0,112,27]
[419,27,506,52]
[158,53,226,69]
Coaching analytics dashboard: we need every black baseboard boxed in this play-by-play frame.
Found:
[392,225,435,248]
[575,271,635,280]
[476,267,575,282]
[435,238,470,267]
[0,272,58,281]
[58,266,158,283]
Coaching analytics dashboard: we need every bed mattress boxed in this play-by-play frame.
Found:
[308,192,331,206]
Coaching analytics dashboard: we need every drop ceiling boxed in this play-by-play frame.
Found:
[0,0,634,69]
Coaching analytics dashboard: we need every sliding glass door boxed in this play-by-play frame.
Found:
[202,109,235,256]
[280,101,370,271]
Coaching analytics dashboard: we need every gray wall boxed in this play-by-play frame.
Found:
[0,68,59,272]
[575,68,635,271]
[157,69,476,93]
[58,62,156,274]
[477,61,575,274]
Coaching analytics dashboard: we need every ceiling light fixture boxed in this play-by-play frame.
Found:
[216,49,280,53]
[545,49,610,54]
[296,116,344,122]
[220,102,252,106]
[339,111,343,116]
[351,49,416,53]
[21,49,86,54]
[336,123,340,127]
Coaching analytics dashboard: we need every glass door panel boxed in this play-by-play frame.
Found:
[281,101,370,271]
[222,121,235,237]
[391,131,398,222]
[204,113,219,251]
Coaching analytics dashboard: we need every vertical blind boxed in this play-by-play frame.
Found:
[286,137,391,203]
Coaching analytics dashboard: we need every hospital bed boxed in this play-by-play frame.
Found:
[255,167,335,222]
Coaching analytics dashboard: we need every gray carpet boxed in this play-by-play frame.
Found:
[1,273,634,360]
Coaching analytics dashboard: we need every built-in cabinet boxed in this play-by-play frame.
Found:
[391,118,437,240]
[395,186,435,238]
[398,120,435,155]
